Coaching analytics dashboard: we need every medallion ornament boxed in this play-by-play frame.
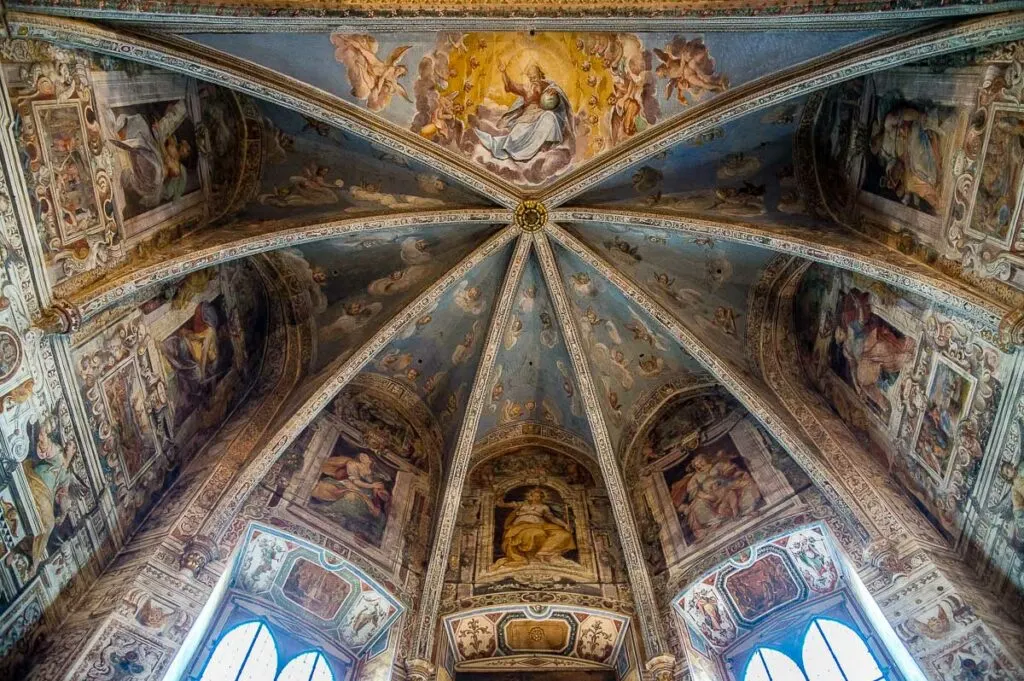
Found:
[514,201,547,233]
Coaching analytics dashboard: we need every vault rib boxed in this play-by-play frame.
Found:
[194,226,519,544]
[47,209,512,329]
[533,229,669,658]
[5,11,522,209]
[412,233,532,658]
[538,12,1024,207]
[543,222,867,524]
[551,207,1011,333]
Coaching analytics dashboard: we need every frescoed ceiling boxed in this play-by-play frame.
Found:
[4,6,1024,679]
[191,32,874,191]
[574,96,812,223]
[475,252,592,449]
[244,101,494,223]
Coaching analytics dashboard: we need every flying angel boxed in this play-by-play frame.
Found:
[625,307,668,351]
[331,33,413,111]
[654,38,729,106]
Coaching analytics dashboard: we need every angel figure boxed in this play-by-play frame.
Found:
[625,308,668,350]
[331,33,413,111]
[321,300,383,337]
[654,38,729,106]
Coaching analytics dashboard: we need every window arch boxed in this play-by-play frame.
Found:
[742,618,886,681]
[199,621,336,681]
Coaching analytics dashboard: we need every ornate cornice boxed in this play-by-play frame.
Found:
[4,11,522,208]
[540,12,1024,207]
[194,226,519,544]
[533,229,669,657]
[8,0,1019,29]
[39,209,512,330]
[413,233,531,657]
[552,208,1010,332]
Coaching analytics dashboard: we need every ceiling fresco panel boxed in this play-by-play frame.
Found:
[563,221,778,369]
[243,101,493,223]
[285,222,503,373]
[475,253,593,448]
[193,33,873,190]
[550,240,707,453]
[575,96,813,223]
[357,239,516,454]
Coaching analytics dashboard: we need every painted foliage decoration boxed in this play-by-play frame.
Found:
[449,445,630,604]
[628,388,811,579]
[794,264,1006,538]
[442,604,629,670]
[232,524,404,657]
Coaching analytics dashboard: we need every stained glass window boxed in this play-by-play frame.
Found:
[199,621,336,681]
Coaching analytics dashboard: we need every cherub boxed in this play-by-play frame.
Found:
[331,33,413,111]
[654,38,729,105]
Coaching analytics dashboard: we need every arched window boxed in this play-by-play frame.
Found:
[744,647,807,681]
[742,618,886,681]
[199,621,336,681]
[802,619,884,681]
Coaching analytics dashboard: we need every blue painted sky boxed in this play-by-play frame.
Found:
[552,240,706,452]
[475,251,593,447]
[292,222,501,372]
[360,239,515,454]
[564,221,777,368]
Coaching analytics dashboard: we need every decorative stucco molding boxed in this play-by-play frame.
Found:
[39,209,511,329]
[8,0,1021,30]
[534,229,668,658]
[540,13,1024,207]
[412,233,531,658]
[552,208,1011,333]
[4,11,522,209]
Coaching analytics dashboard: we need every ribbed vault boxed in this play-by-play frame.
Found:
[2,8,1024,681]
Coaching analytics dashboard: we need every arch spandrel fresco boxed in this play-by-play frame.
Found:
[812,45,1024,298]
[1,41,260,293]
[445,444,631,609]
[192,31,877,190]
[793,263,1011,543]
[624,388,814,587]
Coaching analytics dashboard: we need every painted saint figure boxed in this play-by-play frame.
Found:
[493,487,576,568]
[310,450,392,545]
[670,450,762,542]
[106,99,193,210]
[831,289,915,418]
[475,63,574,162]
[869,101,944,211]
